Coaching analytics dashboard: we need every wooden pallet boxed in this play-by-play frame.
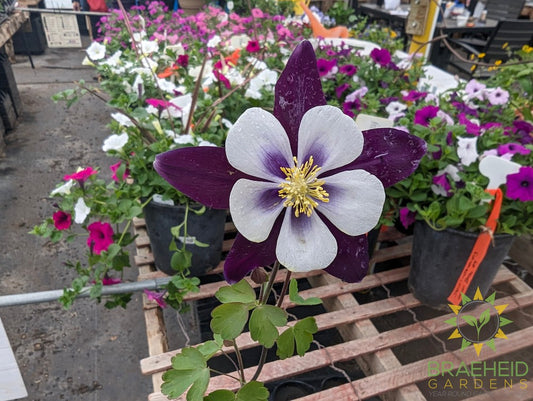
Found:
[134,219,533,401]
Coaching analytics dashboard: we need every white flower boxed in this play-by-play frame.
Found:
[81,56,95,67]
[139,40,159,55]
[51,180,74,196]
[74,198,90,224]
[153,194,174,206]
[168,94,193,124]
[101,50,122,67]
[168,132,195,144]
[221,118,233,129]
[156,78,177,94]
[207,35,222,48]
[229,34,251,50]
[245,69,278,99]
[86,42,106,61]
[132,75,144,98]
[132,31,147,42]
[457,136,479,166]
[437,110,454,125]
[111,112,134,127]
[102,133,129,152]
[198,140,217,147]
[441,164,461,182]
[385,101,407,117]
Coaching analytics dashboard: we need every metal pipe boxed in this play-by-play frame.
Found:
[0,277,172,307]
[16,7,112,16]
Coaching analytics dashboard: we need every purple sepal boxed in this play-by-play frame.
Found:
[154,146,249,209]
[223,220,281,283]
[274,40,326,154]
[331,128,427,188]
[324,226,369,283]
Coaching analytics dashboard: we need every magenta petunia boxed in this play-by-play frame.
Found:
[154,41,426,284]
[316,58,337,77]
[53,210,72,230]
[102,276,122,285]
[399,207,416,229]
[144,289,167,308]
[146,98,172,109]
[110,161,129,182]
[339,64,357,76]
[432,174,452,197]
[414,105,439,126]
[506,166,533,201]
[213,69,231,89]
[497,143,531,157]
[402,90,427,102]
[87,221,114,255]
[176,54,189,67]
[336,83,350,98]
[458,113,481,136]
[370,48,391,67]
[245,40,261,53]
[64,167,97,183]
[512,120,533,145]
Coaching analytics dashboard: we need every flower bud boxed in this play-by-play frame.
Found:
[251,267,268,284]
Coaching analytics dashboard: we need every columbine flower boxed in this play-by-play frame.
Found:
[87,221,114,255]
[53,210,72,230]
[414,105,439,127]
[486,87,509,105]
[51,180,74,196]
[457,137,479,166]
[154,41,426,283]
[64,167,97,183]
[102,133,129,152]
[74,198,90,224]
[144,289,167,308]
[506,166,533,201]
[370,48,391,67]
[86,42,106,60]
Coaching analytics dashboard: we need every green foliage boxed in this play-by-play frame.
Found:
[211,303,252,340]
[288,279,322,306]
[204,382,269,401]
[215,279,257,304]
[161,348,210,401]
[276,317,318,359]
[249,305,287,348]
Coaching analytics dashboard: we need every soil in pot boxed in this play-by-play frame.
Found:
[143,199,227,276]
[408,221,515,309]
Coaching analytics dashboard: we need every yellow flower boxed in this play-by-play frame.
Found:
[470,64,477,72]
[478,53,485,59]
[502,42,509,49]
[494,60,502,66]
[469,54,475,60]
[523,45,533,53]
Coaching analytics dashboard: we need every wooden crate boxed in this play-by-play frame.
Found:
[135,219,533,401]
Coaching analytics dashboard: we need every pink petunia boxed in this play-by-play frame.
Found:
[63,167,97,183]
[53,210,72,230]
[102,276,122,285]
[144,289,167,308]
[245,40,261,53]
[87,221,114,255]
[110,161,129,182]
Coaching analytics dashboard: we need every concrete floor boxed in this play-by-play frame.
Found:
[0,39,152,400]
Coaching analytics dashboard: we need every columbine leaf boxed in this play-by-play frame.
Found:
[461,315,478,326]
[204,390,235,401]
[210,303,250,339]
[197,339,222,360]
[236,381,269,401]
[215,280,256,304]
[288,279,322,306]
[249,305,287,348]
[161,348,209,400]
[276,327,295,360]
[293,317,318,356]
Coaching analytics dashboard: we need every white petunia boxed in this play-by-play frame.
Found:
[457,136,479,166]
[111,112,134,127]
[385,101,407,117]
[207,35,222,48]
[51,180,74,196]
[168,94,193,124]
[86,42,106,61]
[102,133,129,152]
[139,40,159,55]
[74,198,91,224]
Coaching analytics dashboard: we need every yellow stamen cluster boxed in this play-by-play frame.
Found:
[278,156,329,218]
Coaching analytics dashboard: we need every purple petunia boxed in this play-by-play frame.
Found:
[370,48,391,67]
[506,166,533,201]
[487,87,509,105]
[414,105,439,126]
[316,58,337,78]
[154,41,426,284]
[339,64,357,76]
[498,143,531,157]
[399,207,416,229]
[402,90,427,103]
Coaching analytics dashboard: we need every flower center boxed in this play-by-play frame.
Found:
[278,156,329,218]
[521,180,530,188]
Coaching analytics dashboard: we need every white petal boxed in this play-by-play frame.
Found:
[276,211,337,272]
[51,180,74,196]
[226,108,293,181]
[297,105,363,173]
[74,198,90,224]
[319,170,384,236]
[457,137,478,166]
[229,179,285,242]
[102,133,129,152]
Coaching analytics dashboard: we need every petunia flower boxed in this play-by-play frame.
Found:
[464,79,486,101]
[457,136,479,166]
[144,289,167,308]
[154,41,426,284]
[486,87,509,105]
[316,58,337,78]
[402,90,427,102]
[385,101,407,117]
[370,48,391,67]
[414,105,439,127]
[53,210,72,231]
[87,221,114,255]
[335,83,350,99]
[111,112,134,127]
[506,166,533,202]
[339,64,357,76]
[110,161,129,182]
[74,198,91,224]
[64,167,97,183]
[102,276,122,285]
[86,41,106,60]
[102,133,129,152]
[245,40,261,53]
[512,120,533,145]
[399,207,416,229]
[432,173,452,197]
[51,180,74,196]
[176,54,189,67]
[498,143,531,157]
[458,113,481,136]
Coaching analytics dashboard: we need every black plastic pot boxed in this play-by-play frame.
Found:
[408,221,515,309]
[143,199,227,276]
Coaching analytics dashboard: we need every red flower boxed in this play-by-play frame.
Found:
[176,54,189,67]
[53,210,72,230]
[87,222,114,255]
[63,167,97,183]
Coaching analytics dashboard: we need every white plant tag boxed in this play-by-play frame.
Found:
[479,155,521,189]
[355,114,393,131]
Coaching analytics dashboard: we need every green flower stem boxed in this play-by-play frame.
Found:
[260,261,280,305]
[233,340,246,384]
[276,270,291,308]
[209,369,241,382]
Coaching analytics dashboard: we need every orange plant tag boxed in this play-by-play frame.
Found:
[447,188,503,305]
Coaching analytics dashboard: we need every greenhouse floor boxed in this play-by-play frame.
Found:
[1,37,532,401]
[0,37,153,401]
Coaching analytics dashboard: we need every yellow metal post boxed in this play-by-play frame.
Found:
[408,0,442,59]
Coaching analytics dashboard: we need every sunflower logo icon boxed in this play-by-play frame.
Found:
[445,288,512,356]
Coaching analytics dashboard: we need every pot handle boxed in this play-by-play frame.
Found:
[447,188,503,305]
